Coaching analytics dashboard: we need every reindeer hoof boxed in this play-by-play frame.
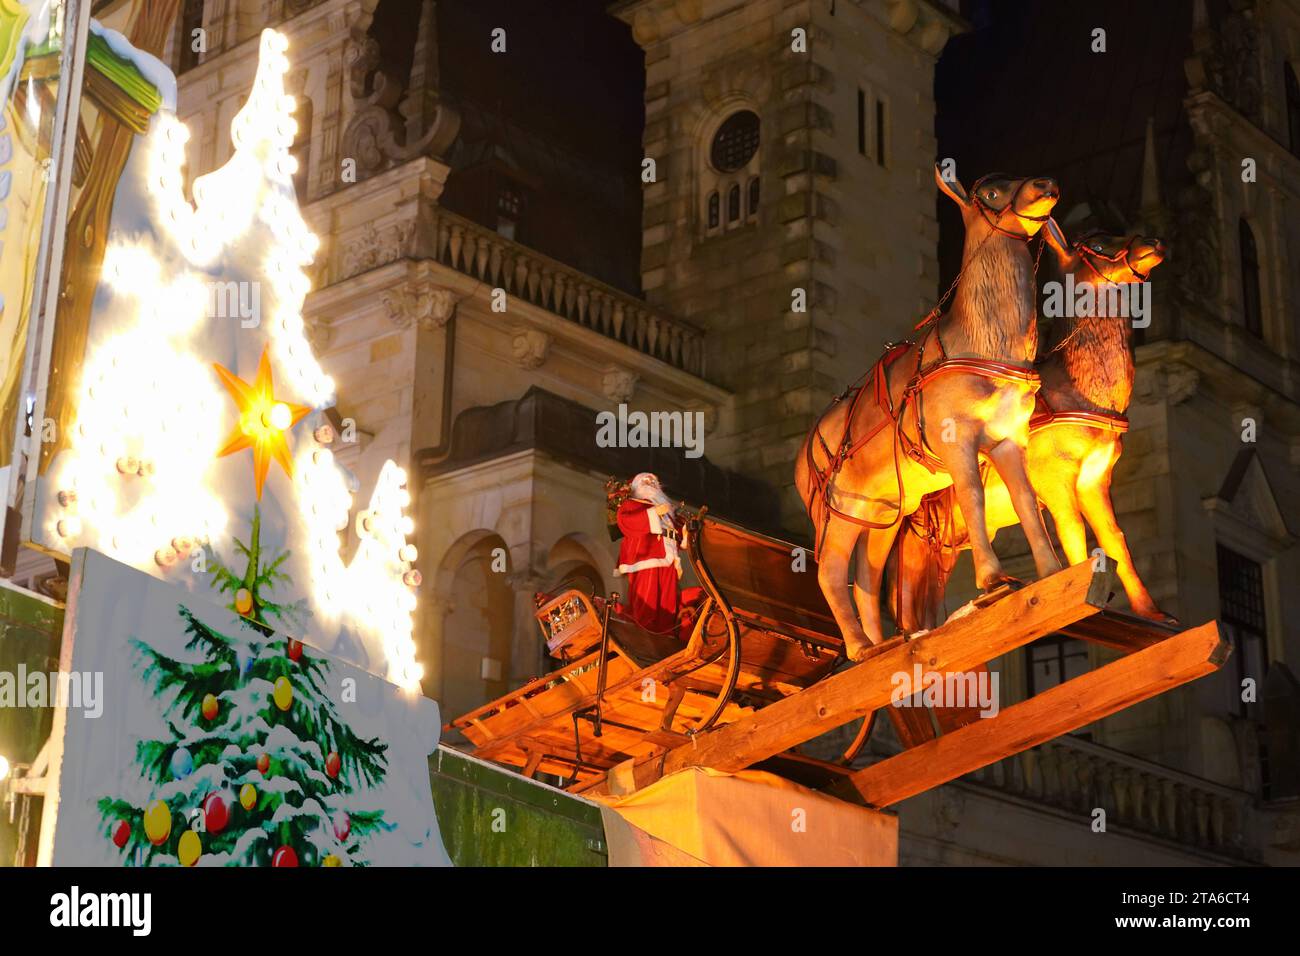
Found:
[980,574,1022,593]
[844,642,874,663]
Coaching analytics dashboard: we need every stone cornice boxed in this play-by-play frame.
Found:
[612,0,967,53]
[1136,339,1300,437]
[1183,90,1300,195]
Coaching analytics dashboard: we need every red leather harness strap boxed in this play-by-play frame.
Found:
[1030,393,1129,434]
[1030,408,1129,434]
[803,334,1042,557]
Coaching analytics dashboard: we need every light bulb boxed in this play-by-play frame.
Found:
[267,403,292,430]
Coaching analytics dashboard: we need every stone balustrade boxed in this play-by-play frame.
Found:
[965,733,1253,859]
[426,206,706,377]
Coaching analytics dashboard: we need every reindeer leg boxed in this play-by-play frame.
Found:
[853,523,901,647]
[943,444,1009,591]
[817,518,873,661]
[988,438,1064,579]
[890,528,925,635]
[1036,464,1089,566]
[1075,459,1174,624]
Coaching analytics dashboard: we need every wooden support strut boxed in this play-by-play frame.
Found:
[589,559,1115,797]
[827,620,1229,808]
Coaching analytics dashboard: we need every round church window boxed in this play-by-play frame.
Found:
[710,110,760,172]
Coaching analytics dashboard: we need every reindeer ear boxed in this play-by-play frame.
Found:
[934,164,969,208]
[1043,217,1073,266]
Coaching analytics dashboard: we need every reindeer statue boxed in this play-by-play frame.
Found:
[888,222,1173,636]
[795,168,1063,661]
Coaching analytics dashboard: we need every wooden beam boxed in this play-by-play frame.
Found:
[828,621,1228,808]
[1057,608,1177,654]
[588,560,1114,796]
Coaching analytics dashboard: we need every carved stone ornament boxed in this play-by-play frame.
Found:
[381,280,458,331]
[303,314,332,352]
[1134,362,1200,406]
[510,328,551,369]
[1201,4,1262,123]
[602,368,637,403]
[338,25,460,185]
[340,220,415,281]
[1169,145,1220,301]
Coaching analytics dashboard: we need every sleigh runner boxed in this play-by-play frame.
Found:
[448,510,1229,804]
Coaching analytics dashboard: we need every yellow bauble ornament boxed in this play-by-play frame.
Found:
[144,800,172,846]
[273,676,293,711]
[322,854,342,867]
[239,783,257,810]
[178,829,202,866]
[235,588,253,614]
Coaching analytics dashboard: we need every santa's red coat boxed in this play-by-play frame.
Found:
[615,498,684,634]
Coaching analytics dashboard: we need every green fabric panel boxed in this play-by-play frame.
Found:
[0,585,63,866]
[428,747,608,867]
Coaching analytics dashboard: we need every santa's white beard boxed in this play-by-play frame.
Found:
[634,482,671,508]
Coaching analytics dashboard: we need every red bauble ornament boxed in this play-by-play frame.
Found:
[272,845,299,868]
[111,820,131,848]
[203,792,230,834]
[256,753,270,775]
[201,693,218,721]
[287,639,303,662]
[332,812,350,842]
[325,751,341,779]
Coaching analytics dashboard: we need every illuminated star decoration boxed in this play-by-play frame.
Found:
[214,347,310,499]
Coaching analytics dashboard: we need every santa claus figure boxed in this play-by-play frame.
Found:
[613,472,691,635]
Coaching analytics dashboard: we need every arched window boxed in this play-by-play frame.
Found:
[700,108,760,236]
[1239,218,1262,338]
[1287,64,1300,158]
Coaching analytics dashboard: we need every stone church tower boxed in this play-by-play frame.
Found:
[614,0,964,527]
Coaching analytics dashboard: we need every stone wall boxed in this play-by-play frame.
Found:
[617,0,960,529]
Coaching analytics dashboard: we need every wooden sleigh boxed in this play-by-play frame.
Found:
[448,511,848,787]
[447,513,1230,805]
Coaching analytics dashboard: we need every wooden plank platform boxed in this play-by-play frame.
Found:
[451,551,1229,815]
[827,621,1228,807]
[588,559,1114,796]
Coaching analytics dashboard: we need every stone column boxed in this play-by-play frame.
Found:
[417,593,453,705]
[505,571,549,686]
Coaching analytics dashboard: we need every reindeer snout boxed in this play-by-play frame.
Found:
[1031,177,1059,200]
[1134,237,1167,265]
[1016,177,1060,221]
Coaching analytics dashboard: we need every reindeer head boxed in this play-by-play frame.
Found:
[935,167,1060,240]
[1044,221,1166,284]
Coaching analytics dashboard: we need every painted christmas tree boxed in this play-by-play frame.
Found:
[96,600,391,867]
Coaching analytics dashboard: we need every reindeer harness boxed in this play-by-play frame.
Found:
[803,175,1051,558]
[800,175,1055,556]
